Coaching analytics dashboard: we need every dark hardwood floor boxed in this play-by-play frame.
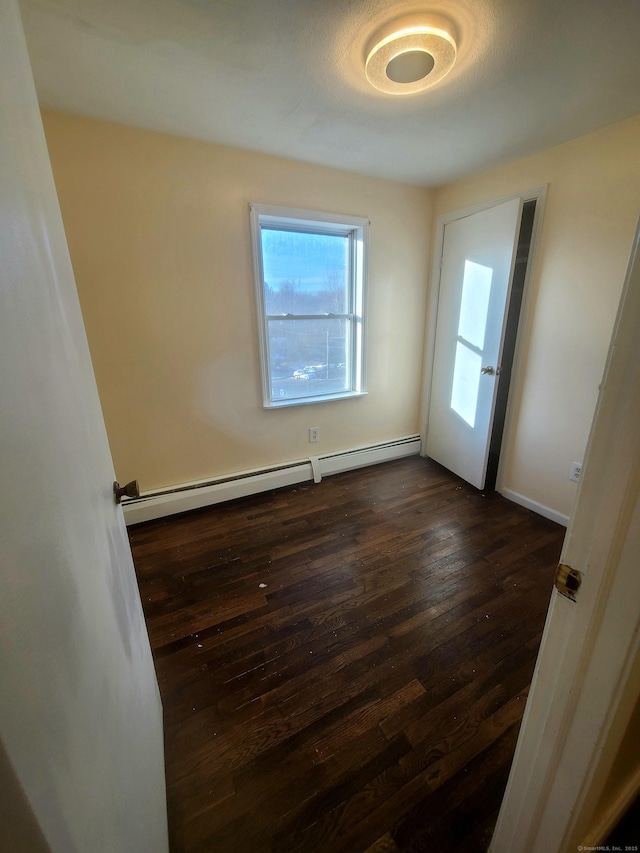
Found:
[129,456,565,853]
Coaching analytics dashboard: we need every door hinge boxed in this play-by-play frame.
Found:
[555,563,583,602]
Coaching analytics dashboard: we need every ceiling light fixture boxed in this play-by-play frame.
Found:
[365,14,457,95]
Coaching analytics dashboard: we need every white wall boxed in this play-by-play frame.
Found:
[0,3,168,851]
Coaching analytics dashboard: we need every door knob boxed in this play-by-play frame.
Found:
[481,365,495,375]
[113,479,140,504]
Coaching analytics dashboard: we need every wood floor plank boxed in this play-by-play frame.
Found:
[363,834,400,853]
[129,456,565,852]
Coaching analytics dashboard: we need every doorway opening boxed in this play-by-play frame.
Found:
[484,199,537,490]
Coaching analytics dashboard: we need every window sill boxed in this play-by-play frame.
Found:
[264,390,368,409]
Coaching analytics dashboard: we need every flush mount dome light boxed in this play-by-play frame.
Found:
[365,13,457,95]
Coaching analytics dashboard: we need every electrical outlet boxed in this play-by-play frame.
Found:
[309,427,319,443]
[570,462,582,482]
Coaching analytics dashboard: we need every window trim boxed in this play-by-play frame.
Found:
[249,203,369,409]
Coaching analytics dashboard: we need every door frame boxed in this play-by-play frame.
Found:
[490,218,640,851]
[419,186,547,496]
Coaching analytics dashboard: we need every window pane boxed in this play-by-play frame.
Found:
[251,204,367,408]
[262,229,348,315]
[267,318,350,401]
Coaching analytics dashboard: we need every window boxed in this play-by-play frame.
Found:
[250,204,368,408]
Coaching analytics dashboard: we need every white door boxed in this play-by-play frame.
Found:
[426,198,522,488]
[0,3,168,851]
[490,222,640,852]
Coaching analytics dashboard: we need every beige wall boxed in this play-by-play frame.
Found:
[43,110,433,491]
[433,115,640,518]
[43,110,640,516]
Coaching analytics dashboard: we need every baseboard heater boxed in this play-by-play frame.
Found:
[122,435,421,525]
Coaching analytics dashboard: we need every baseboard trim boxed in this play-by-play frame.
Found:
[501,488,570,527]
[123,435,421,525]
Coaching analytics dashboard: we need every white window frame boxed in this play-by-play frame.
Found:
[250,203,369,408]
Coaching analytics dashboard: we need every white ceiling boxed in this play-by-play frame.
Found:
[19,0,640,186]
